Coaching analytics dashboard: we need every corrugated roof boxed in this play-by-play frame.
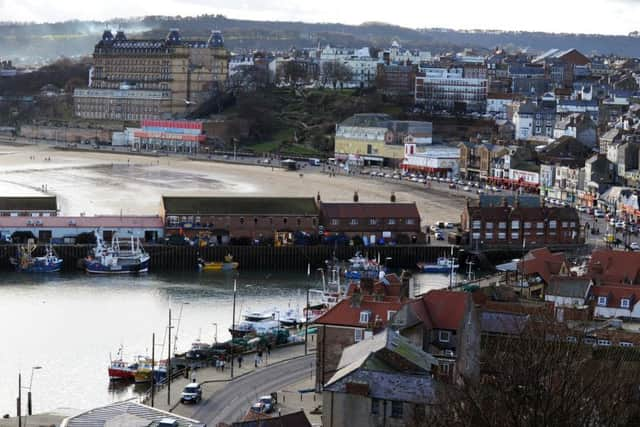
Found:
[320,202,419,219]
[62,401,204,427]
[162,197,319,216]
[0,196,57,211]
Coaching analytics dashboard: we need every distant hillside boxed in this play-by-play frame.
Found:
[1,15,639,65]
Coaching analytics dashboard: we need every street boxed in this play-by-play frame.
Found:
[192,354,315,426]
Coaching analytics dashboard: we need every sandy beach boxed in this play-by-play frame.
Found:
[0,144,465,224]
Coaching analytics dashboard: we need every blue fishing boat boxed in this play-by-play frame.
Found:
[84,231,150,274]
[417,257,459,274]
[344,252,386,281]
[10,243,63,273]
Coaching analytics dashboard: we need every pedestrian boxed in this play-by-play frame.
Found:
[221,359,225,371]
[238,355,243,369]
[266,344,271,356]
[254,354,259,368]
[215,359,220,371]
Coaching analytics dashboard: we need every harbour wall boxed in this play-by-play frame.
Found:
[0,244,457,272]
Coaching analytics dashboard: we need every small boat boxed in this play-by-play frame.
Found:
[279,307,303,328]
[10,243,63,273]
[84,231,150,274]
[229,319,280,338]
[243,308,276,322]
[417,257,459,274]
[198,254,238,272]
[133,359,154,383]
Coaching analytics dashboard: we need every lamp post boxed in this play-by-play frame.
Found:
[211,322,218,344]
[26,366,42,416]
[231,279,237,379]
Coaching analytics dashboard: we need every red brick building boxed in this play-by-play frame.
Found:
[319,201,422,243]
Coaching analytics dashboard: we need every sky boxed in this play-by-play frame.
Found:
[0,0,639,35]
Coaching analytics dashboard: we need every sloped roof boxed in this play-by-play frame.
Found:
[314,296,402,328]
[233,411,312,427]
[480,311,528,335]
[0,215,163,228]
[420,290,470,331]
[547,276,591,299]
[521,248,568,285]
[588,250,640,284]
[0,196,57,211]
[591,284,640,309]
[162,197,318,216]
[62,401,204,427]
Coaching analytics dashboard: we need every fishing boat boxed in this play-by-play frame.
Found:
[279,307,304,328]
[198,254,238,271]
[84,231,150,274]
[133,359,154,383]
[108,348,141,381]
[229,319,280,338]
[10,242,63,273]
[417,257,459,273]
[344,252,386,280]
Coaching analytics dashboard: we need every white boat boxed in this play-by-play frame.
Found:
[84,231,150,274]
[279,307,304,328]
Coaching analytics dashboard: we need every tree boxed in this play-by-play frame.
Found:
[425,316,640,427]
[282,60,308,89]
[227,65,270,94]
[321,61,353,89]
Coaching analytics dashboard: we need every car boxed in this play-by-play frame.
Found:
[477,189,485,195]
[594,210,605,218]
[615,221,626,229]
[384,174,391,178]
[429,225,440,233]
[448,183,456,189]
[180,382,202,404]
[463,186,471,192]
[369,171,378,177]
[411,177,419,182]
[435,231,445,240]
[418,178,426,184]
[586,207,594,215]
[392,174,401,180]
[377,172,385,177]
[577,206,587,213]
[444,222,455,229]
[631,242,640,251]
[492,186,501,192]
[609,218,616,226]
[250,395,276,414]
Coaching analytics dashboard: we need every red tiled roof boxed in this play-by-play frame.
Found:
[421,290,471,331]
[314,296,402,328]
[591,284,640,309]
[320,202,420,219]
[588,250,640,284]
[521,248,567,285]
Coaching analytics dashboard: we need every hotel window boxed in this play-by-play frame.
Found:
[485,232,494,240]
[597,339,611,347]
[621,298,630,309]
[511,232,519,240]
[570,221,576,228]
[369,218,377,225]
[406,219,415,225]
[388,218,396,225]
[524,222,532,229]
[499,222,506,229]
[350,219,359,225]
[549,220,557,229]
[498,232,506,240]
[597,296,608,306]
[562,221,568,228]
[537,222,544,229]
[512,220,520,229]
[620,341,634,347]
[486,222,494,230]
[391,401,403,418]
[472,232,481,240]
[472,220,481,229]
[331,219,339,225]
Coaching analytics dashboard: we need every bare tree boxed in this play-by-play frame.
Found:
[227,65,269,94]
[423,317,640,427]
[322,61,353,89]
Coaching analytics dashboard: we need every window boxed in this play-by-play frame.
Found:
[621,298,630,309]
[254,218,258,225]
[283,218,288,224]
[472,220,481,229]
[511,220,520,229]
[297,218,301,226]
[485,232,494,240]
[584,337,596,345]
[359,311,370,324]
[485,222,494,230]
[570,221,576,228]
[472,232,481,240]
[498,232,506,240]
[597,296,608,306]
[350,218,359,225]
[537,222,544,229]
[387,310,397,321]
[597,339,611,347]
[388,218,396,225]
[562,221,568,228]
[415,404,425,420]
[499,222,506,229]
[524,222,532,229]
[439,330,451,343]
[511,232,519,240]
[331,219,339,225]
[406,219,415,225]
[549,220,557,229]
[369,218,377,225]
[354,329,364,342]
[620,341,634,347]
[391,401,403,418]
[566,336,577,343]
[371,398,381,415]
[239,217,245,225]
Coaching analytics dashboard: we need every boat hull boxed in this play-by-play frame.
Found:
[15,260,63,273]
[200,262,239,272]
[108,367,135,380]
[134,370,152,383]
[84,258,150,274]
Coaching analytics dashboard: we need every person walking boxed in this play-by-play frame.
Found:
[254,353,259,368]
[238,355,243,369]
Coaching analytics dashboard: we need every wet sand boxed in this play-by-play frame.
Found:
[0,144,465,223]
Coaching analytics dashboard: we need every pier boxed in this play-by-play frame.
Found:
[0,244,458,272]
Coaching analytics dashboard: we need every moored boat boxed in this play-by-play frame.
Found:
[10,243,63,273]
[344,252,386,280]
[133,359,154,383]
[198,254,238,272]
[108,359,139,381]
[417,257,459,274]
[84,231,150,274]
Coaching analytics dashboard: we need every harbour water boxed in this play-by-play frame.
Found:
[0,270,452,416]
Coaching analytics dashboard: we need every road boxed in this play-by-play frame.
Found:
[193,354,315,426]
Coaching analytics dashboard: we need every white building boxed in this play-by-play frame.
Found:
[378,41,432,64]
[415,66,487,113]
[402,145,460,177]
[486,94,514,120]
[593,285,640,320]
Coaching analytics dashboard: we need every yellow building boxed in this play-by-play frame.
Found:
[334,114,432,167]
[74,29,229,121]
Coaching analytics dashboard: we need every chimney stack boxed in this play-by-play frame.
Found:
[390,192,396,203]
[353,191,359,202]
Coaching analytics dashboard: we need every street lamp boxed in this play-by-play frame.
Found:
[211,322,218,344]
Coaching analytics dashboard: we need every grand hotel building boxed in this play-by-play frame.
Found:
[74,29,229,121]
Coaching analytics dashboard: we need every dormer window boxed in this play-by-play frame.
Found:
[359,311,370,324]
[620,298,630,309]
[597,296,608,306]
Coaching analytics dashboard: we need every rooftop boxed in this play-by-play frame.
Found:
[0,196,57,211]
[319,202,420,219]
[162,197,319,216]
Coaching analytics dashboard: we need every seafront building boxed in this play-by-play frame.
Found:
[73,29,229,121]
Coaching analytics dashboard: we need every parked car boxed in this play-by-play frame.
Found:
[180,383,202,404]
[463,186,471,192]
[250,395,276,414]
[577,206,587,213]
[594,210,605,218]
[435,231,445,240]
[631,242,640,251]
[615,221,626,229]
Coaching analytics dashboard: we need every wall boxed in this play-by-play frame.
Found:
[334,137,405,162]
[322,391,417,427]
[316,325,358,390]
[20,125,114,143]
